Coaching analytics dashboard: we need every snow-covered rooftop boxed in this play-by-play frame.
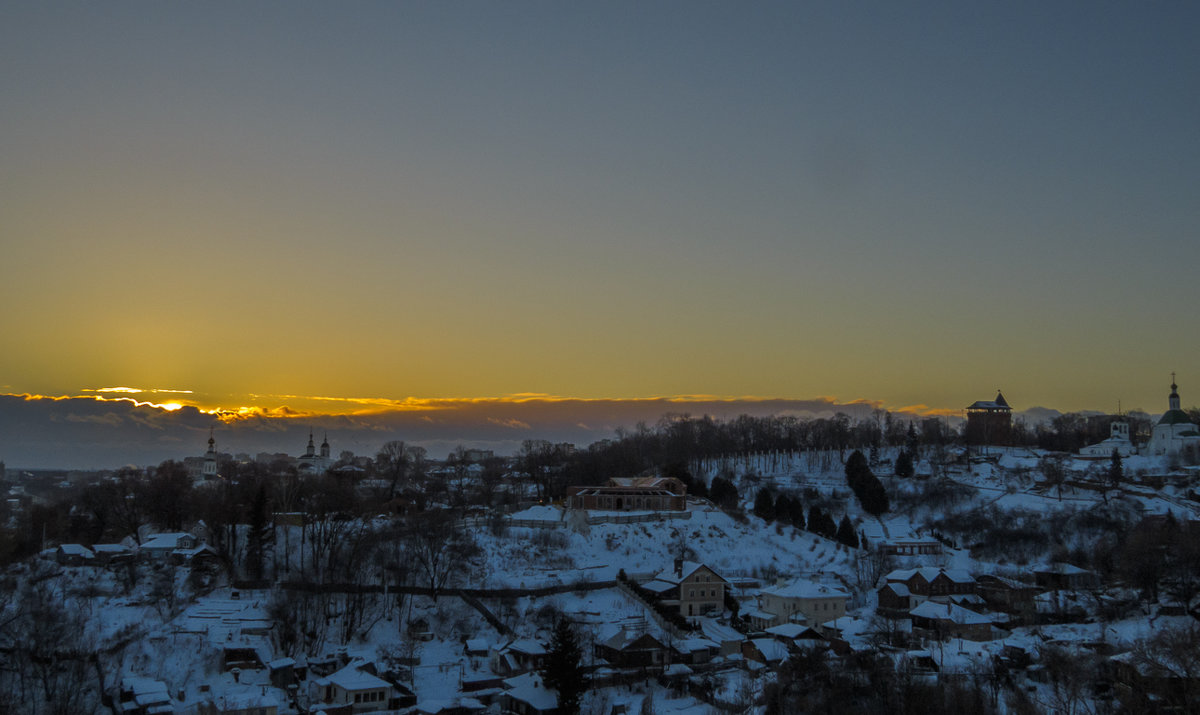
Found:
[761,578,849,600]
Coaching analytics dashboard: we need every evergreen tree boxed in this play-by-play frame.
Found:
[835,515,859,549]
[542,619,586,714]
[245,483,269,580]
[845,450,871,492]
[894,450,914,479]
[1107,449,1124,490]
[774,494,793,526]
[845,449,889,516]
[807,506,836,539]
[709,477,739,511]
[807,505,823,535]
[789,498,806,530]
[906,422,921,459]
[820,510,838,538]
[753,489,776,522]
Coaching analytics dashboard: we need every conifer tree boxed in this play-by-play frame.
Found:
[845,449,889,516]
[542,619,586,714]
[753,489,776,522]
[835,515,859,549]
[1107,449,1124,490]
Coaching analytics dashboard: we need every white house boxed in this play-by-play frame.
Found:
[311,662,393,712]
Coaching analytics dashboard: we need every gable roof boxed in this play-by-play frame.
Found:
[653,561,724,585]
[749,638,790,663]
[501,638,547,657]
[503,672,558,711]
[141,532,193,550]
[885,567,974,585]
[761,578,849,600]
[324,663,391,691]
[1036,562,1092,576]
[58,544,94,558]
[910,600,992,625]
[600,629,664,651]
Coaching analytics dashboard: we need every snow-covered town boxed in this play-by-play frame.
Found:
[3,385,1200,714]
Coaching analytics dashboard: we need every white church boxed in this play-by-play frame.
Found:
[297,430,334,474]
[1145,375,1200,458]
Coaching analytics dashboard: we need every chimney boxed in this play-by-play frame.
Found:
[674,558,683,578]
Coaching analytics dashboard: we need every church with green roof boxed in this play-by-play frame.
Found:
[1146,375,1200,458]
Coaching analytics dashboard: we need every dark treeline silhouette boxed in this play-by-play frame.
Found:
[551,411,941,499]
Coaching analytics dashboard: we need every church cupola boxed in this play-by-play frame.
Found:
[305,430,316,458]
[203,428,218,479]
[1169,373,1181,412]
[320,433,330,459]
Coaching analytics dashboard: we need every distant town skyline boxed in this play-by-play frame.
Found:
[1,379,1194,470]
[3,4,1198,466]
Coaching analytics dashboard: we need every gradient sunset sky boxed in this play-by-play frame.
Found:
[3,2,1199,447]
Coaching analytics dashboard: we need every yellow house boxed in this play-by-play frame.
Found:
[756,579,849,628]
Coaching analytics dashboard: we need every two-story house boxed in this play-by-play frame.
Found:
[754,579,850,629]
[641,560,727,618]
[884,567,975,604]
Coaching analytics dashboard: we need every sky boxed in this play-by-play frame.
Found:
[2,3,1198,467]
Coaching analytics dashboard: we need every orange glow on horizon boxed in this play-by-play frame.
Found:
[5,390,967,424]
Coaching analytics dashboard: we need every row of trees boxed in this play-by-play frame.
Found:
[751,489,862,549]
[530,412,959,501]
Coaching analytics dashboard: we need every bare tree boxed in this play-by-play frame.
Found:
[1121,622,1200,711]
[376,440,410,500]
[404,511,479,601]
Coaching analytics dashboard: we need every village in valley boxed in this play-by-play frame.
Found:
[2,381,1200,715]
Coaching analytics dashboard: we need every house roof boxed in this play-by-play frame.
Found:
[58,544,94,558]
[323,663,391,691]
[672,638,719,653]
[641,579,677,594]
[123,677,171,706]
[880,582,911,597]
[599,629,664,651]
[608,476,682,490]
[664,663,693,677]
[503,672,558,711]
[502,638,547,656]
[764,623,809,639]
[740,607,776,622]
[93,543,130,554]
[886,567,974,584]
[1036,562,1092,576]
[761,578,849,600]
[909,600,992,625]
[749,638,790,663]
[652,561,724,585]
[465,638,489,653]
[141,532,192,550]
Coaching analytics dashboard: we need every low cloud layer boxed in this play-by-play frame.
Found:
[0,392,967,470]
